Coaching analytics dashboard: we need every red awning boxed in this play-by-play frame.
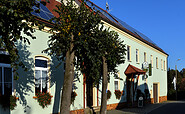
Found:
[124,64,146,75]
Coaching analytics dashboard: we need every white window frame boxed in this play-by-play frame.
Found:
[114,80,119,90]
[150,55,153,67]
[136,49,139,63]
[114,73,120,90]
[35,57,49,93]
[161,59,163,70]
[0,63,13,95]
[164,61,166,71]
[144,52,147,62]
[156,57,158,69]
[127,45,131,62]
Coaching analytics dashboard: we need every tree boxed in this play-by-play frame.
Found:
[77,25,126,114]
[44,1,126,113]
[93,27,126,114]
[43,0,102,113]
[180,68,185,78]
[167,68,182,99]
[0,0,48,75]
[167,68,176,99]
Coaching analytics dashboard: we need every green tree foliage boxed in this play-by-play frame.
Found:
[167,68,183,100]
[180,68,185,78]
[0,0,48,75]
[43,0,102,113]
[167,68,176,91]
[179,69,185,91]
[43,0,126,113]
[78,26,126,85]
[167,68,176,100]
[76,25,126,114]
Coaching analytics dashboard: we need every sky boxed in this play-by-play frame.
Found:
[90,0,185,71]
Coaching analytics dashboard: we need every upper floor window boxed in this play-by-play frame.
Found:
[35,57,49,94]
[127,45,131,61]
[150,55,153,67]
[164,60,166,71]
[136,49,139,63]
[161,59,163,70]
[144,52,147,62]
[156,57,158,69]
[0,63,13,95]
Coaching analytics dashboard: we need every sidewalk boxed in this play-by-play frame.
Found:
[106,101,174,114]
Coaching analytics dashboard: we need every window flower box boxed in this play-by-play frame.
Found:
[114,90,122,99]
[34,92,52,108]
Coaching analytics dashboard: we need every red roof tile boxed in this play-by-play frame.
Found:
[125,64,146,75]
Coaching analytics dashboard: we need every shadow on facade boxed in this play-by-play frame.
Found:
[16,42,35,113]
[50,56,64,114]
[50,56,79,113]
[15,42,65,113]
[116,79,150,110]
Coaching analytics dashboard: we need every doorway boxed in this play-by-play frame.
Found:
[86,77,93,107]
[153,83,158,103]
[126,77,132,104]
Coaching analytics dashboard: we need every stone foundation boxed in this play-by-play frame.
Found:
[107,102,127,110]
[70,109,84,114]
[57,97,167,114]
[159,96,167,103]
[147,96,167,104]
[150,98,154,104]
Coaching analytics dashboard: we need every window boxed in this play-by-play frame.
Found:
[164,61,166,70]
[161,59,163,70]
[0,63,13,95]
[35,57,49,93]
[114,73,120,90]
[156,57,158,69]
[144,52,147,62]
[150,55,153,67]
[127,45,131,61]
[136,49,139,63]
[114,81,118,90]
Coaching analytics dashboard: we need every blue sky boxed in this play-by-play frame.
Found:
[90,0,185,71]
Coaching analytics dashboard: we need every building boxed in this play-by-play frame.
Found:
[0,0,168,113]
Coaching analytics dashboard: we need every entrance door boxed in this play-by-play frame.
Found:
[126,77,132,105]
[153,83,158,103]
[86,78,93,107]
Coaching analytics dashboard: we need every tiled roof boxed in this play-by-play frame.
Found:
[84,0,168,55]
[31,0,168,55]
[31,1,54,21]
[125,64,146,75]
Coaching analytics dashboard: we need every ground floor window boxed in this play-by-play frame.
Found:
[35,56,49,94]
[114,73,120,90]
[114,80,118,90]
[0,63,13,95]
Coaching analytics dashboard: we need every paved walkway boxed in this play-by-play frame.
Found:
[106,101,175,114]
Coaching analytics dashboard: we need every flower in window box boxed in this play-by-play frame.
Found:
[114,90,122,99]
[107,90,111,100]
[35,92,52,108]
[10,95,17,110]
[71,91,77,104]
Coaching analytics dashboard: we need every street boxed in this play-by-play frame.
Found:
[106,100,185,114]
[148,100,185,114]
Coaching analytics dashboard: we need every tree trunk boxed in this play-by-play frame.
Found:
[100,56,108,114]
[60,35,75,114]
